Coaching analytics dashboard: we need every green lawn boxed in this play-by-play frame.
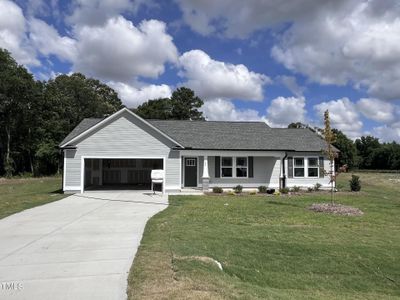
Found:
[0,176,66,219]
[128,173,400,299]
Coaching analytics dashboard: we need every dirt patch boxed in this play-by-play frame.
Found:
[309,203,364,216]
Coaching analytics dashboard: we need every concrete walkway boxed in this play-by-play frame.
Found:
[0,191,168,300]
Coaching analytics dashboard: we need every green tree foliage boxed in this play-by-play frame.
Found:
[0,48,123,176]
[0,49,38,176]
[332,129,359,169]
[355,136,381,169]
[134,98,172,119]
[134,87,204,120]
[288,122,308,129]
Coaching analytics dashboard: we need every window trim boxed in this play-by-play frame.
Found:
[307,157,319,178]
[220,156,249,178]
[293,156,320,178]
[293,157,305,178]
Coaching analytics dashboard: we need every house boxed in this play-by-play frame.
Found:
[60,108,336,193]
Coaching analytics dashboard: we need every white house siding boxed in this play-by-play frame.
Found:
[284,152,332,189]
[63,111,180,192]
[207,156,280,188]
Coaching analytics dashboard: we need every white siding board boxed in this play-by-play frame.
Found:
[285,152,331,188]
[206,156,280,188]
[63,111,180,192]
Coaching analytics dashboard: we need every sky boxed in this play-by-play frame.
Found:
[1,0,400,142]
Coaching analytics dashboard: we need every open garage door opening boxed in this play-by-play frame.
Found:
[84,158,163,191]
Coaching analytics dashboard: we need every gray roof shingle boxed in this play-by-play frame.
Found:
[61,117,334,152]
[60,118,104,146]
[148,120,331,152]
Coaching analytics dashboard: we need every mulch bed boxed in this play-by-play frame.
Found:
[309,203,364,216]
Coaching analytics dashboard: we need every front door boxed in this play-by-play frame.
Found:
[184,157,197,187]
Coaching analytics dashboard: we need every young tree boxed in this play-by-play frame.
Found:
[322,110,338,203]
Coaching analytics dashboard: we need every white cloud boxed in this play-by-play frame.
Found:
[265,96,307,127]
[175,0,347,38]
[201,98,262,121]
[314,98,363,139]
[277,75,305,97]
[0,0,38,65]
[108,82,172,108]
[29,18,77,62]
[73,17,178,82]
[356,98,396,123]
[372,122,400,142]
[272,0,400,100]
[179,49,269,101]
[67,0,150,26]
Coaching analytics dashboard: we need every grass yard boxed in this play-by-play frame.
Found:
[128,173,400,299]
[0,176,66,219]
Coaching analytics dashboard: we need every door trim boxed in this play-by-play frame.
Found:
[184,157,198,187]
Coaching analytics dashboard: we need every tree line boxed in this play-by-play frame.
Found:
[288,123,400,170]
[0,48,399,177]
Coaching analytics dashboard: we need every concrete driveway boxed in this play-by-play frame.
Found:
[0,191,168,300]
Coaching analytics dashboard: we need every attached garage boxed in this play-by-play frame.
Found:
[61,108,183,194]
[84,158,163,190]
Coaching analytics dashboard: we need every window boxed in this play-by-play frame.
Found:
[186,158,196,167]
[307,157,319,177]
[236,157,248,177]
[294,157,305,177]
[220,157,248,178]
[221,157,233,177]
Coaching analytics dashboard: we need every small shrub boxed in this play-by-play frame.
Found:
[258,185,268,193]
[266,188,275,194]
[212,186,223,193]
[249,190,257,195]
[227,191,235,196]
[280,187,290,194]
[349,175,361,192]
[307,187,314,192]
[314,183,322,191]
[233,185,243,194]
[274,190,281,195]
[291,186,301,192]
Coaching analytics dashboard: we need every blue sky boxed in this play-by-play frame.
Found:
[1,0,400,142]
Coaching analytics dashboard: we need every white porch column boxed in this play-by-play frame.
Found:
[202,156,210,191]
[279,156,285,189]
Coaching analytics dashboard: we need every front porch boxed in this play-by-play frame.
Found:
[180,150,284,192]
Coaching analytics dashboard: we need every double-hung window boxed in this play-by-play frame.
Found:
[307,157,319,177]
[221,157,233,177]
[221,157,248,178]
[236,157,248,177]
[294,158,305,177]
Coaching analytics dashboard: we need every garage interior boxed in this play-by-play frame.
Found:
[84,158,163,191]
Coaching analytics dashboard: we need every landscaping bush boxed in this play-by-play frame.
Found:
[249,190,257,195]
[349,175,361,191]
[291,186,301,192]
[314,183,322,191]
[280,187,290,194]
[258,185,268,193]
[212,186,223,193]
[266,188,275,194]
[233,185,243,193]
[307,187,314,192]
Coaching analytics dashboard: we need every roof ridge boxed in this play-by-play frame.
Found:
[148,119,267,123]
